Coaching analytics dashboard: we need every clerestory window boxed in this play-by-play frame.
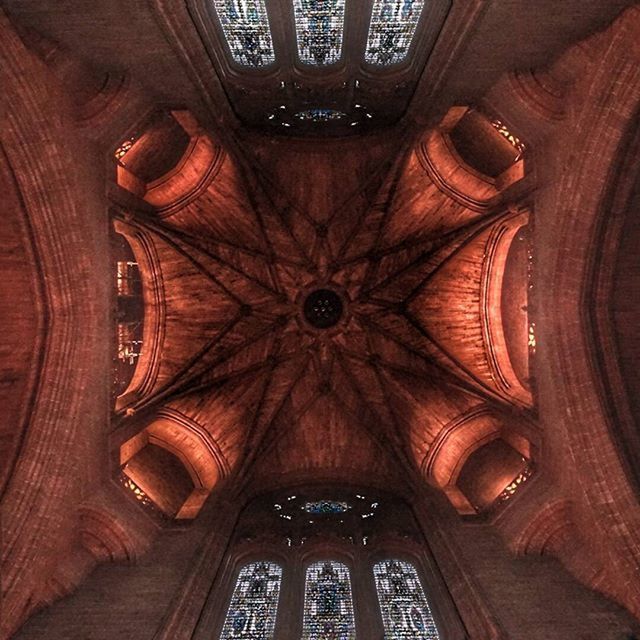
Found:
[213,0,275,67]
[220,561,283,639]
[302,561,356,639]
[365,0,426,66]
[293,0,346,66]
[373,559,441,639]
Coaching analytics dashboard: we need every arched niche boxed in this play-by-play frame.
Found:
[111,227,144,399]
[482,210,533,404]
[119,410,225,519]
[418,106,526,210]
[114,110,224,214]
[456,438,530,513]
[112,219,164,412]
[505,68,567,122]
[407,209,533,407]
[422,405,534,515]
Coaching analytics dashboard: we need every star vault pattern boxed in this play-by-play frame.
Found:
[114,131,533,494]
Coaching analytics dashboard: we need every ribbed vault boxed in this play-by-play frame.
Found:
[114,127,534,503]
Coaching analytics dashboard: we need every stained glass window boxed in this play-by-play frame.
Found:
[119,470,154,508]
[302,561,356,639]
[293,0,345,66]
[373,560,440,639]
[114,137,135,163]
[497,463,534,503]
[365,0,425,66]
[213,0,275,67]
[490,118,527,160]
[220,562,283,639]
[295,108,347,122]
[304,500,350,513]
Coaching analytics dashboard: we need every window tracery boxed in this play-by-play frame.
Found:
[213,0,275,67]
[302,561,356,639]
[365,0,425,66]
[220,561,283,639]
[373,560,440,639]
[293,0,346,66]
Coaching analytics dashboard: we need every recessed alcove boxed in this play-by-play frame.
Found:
[457,438,530,512]
[419,106,526,210]
[114,110,224,213]
[111,228,144,399]
[117,111,190,183]
[119,412,224,520]
[123,444,195,518]
[448,108,522,178]
[501,224,532,389]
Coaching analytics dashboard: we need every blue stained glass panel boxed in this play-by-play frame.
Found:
[220,562,282,639]
[373,560,440,639]
[302,561,356,639]
[365,0,425,66]
[293,0,346,65]
[213,0,275,67]
[304,500,350,512]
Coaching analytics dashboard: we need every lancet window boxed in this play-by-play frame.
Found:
[213,0,275,67]
[373,560,441,639]
[302,561,356,639]
[293,0,346,66]
[365,0,425,66]
[220,562,283,639]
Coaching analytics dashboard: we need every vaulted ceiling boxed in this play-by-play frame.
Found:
[3,2,640,638]
[112,115,534,514]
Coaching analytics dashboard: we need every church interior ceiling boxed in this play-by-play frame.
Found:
[3,1,640,637]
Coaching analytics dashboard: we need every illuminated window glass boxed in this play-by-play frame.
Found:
[304,500,350,513]
[365,0,425,66]
[220,562,283,639]
[114,137,135,163]
[497,463,534,503]
[213,0,275,67]
[302,561,356,639]
[295,108,347,122]
[490,118,527,160]
[373,560,440,639]
[293,0,346,66]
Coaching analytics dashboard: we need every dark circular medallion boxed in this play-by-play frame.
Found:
[303,289,344,329]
